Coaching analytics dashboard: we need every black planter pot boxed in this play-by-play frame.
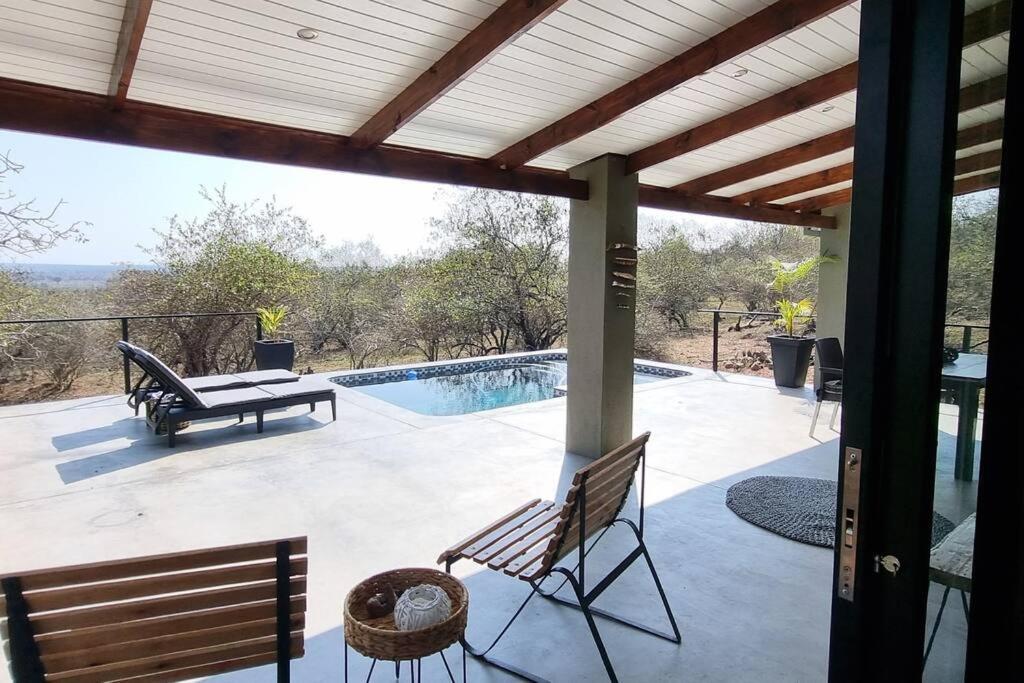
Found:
[254,339,295,372]
[767,335,816,388]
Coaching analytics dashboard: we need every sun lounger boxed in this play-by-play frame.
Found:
[116,341,299,415]
[117,343,335,447]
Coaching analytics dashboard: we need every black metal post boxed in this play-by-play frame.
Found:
[828,0,964,679]
[961,325,972,352]
[275,540,291,683]
[967,0,1024,674]
[120,317,131,394]
[256,315,264,341]
[1,577,45,682]
[712,310,720,372]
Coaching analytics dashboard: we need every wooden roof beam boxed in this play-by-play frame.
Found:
[0,77,587,200]
[109,0,153,108]
[624,0,1009,175]
[349,0,567,149]
[783,166,1002,212]
[638,185,836,229]
[677,74,1006,195]
[490,0,855,170]
[626,63,858,174]
[963,0,1012,47]
[733,119,1003,204]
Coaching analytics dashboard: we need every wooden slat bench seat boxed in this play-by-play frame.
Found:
[439,433,681,682]
[1,537,307,683]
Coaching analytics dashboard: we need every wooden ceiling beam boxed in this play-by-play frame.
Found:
[733,119,1003,204]
[625,63,858,174]
[0,77,587,200]
[349,0,567,149]
[623,1,1008,175]
[963,0,1012,47]
[639,185,836,229]
[675,128,855,195]
[956,119,1004,148]
[109,0,153,108]
[955,149,1002,176]
[959,73,1007,111]
[782,167,1002,212]
[677,74,1006,195]
[731,163,854,205]
[489,0,855,170]
[953,170,1001,195]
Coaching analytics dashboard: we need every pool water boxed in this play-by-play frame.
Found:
[349,360,664,416]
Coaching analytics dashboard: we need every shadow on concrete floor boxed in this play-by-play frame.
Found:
[54,412,331,484]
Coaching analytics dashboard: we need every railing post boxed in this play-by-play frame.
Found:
[962,326,972,352]
[256,315,264,341]
[121,317,130,394]
[712,311,720,373]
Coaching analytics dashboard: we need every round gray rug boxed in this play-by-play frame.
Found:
[726,476,955,548]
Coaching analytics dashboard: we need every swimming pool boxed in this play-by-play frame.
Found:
[331,354,689,416]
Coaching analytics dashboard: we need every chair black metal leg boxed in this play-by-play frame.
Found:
[960,589,970,618]
[457,583,547,682]
[559,570,618,683]
[829,401,840,430]
[923,586,951,667]
[331,397,337,421]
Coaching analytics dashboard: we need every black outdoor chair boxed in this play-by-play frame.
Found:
[810,337,844,437]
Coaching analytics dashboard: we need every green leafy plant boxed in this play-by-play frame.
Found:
[769,253,839,337]
[257,305,288,342]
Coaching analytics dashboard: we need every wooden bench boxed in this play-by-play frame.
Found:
[439,432,680,682]
[924,514,974,665]
[1,537,307,683]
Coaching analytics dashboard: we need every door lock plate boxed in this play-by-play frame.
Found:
[838,447,862,601]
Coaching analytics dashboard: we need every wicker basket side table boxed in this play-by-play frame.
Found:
[344,568,468,682]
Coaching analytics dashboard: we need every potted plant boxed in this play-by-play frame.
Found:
[766,254,838,388]
[254,305,295,371]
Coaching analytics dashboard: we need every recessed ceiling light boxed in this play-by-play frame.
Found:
[731,68,749,78]
[820,104,835,112]
[296,28,319,40]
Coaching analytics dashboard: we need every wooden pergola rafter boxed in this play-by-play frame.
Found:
[623,0,1010,176]
[0,0,1010,230]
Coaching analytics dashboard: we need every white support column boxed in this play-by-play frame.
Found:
[566,154,638,459]
[816,203,852,347]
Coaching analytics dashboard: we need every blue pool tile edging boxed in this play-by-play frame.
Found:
[330,352,690,389]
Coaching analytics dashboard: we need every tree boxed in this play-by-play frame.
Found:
[1,151,87,255]
[638,220,709,329]
[946,192,997,322]
[431,189,568,351]
[112,187,320,375]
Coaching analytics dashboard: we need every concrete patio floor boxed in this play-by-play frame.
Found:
[0,366,979,682]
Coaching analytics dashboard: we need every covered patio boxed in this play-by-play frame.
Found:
[0,0,1013,680]
[0,365,978,681]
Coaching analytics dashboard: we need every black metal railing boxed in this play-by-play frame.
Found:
[698,308,989,372]
[0,312,261,393]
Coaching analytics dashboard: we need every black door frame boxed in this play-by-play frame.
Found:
[828,0,965,679]
[965,0,1024,677]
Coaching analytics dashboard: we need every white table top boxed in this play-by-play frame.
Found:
[941,353,987,384]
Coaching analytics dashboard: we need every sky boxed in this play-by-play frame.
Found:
[0,129,743,266]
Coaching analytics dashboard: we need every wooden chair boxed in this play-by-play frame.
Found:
[1,537,307,682]
[438,432,680,682]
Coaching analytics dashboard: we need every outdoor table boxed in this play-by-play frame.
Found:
[940,353,987,481]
